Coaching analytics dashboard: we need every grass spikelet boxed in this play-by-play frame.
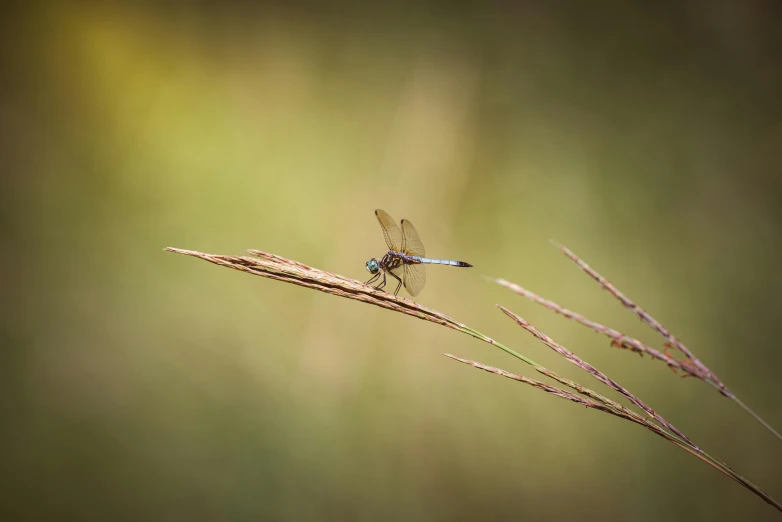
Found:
[491,243,781,442]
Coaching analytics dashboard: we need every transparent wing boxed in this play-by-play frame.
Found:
[403,263,426,297]
[400,219,426,296]
[400,219,425,257]
[375,209,403,251]
[389,264,406,286]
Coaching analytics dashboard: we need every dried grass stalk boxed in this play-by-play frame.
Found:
[493,278,706,378]
[492,243,781,442]
[165,246,781,512]
[498,305,696,448]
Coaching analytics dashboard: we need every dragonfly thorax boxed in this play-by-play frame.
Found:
[381,251,408,271]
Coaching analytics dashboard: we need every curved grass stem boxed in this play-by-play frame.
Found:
[490,243,782,444]
[165,246,781,513]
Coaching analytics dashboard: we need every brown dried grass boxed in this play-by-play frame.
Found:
[164,246,781,512]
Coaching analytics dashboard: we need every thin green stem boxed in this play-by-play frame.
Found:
[458,325,541,367]
[730,394,782,442]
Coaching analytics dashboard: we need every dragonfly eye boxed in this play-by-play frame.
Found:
[366,259,379,274]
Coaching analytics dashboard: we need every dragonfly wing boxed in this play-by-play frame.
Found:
[389,264,406,287]
[400,219,425,257]
[403,263,426,297]
[375,209,403,251]
[400,219,427,296]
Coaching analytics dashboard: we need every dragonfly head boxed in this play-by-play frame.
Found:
[365,258,380,275]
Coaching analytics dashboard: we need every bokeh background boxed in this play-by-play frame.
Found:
[3,1,782,520]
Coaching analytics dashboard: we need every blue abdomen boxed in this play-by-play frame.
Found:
[409,256,472,267]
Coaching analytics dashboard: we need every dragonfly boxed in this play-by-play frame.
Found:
[365,209,472,296]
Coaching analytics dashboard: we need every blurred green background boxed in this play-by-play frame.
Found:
[3,1,782,520]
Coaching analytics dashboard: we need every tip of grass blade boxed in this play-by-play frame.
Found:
[497,304,519,318]
[443,353,476,366]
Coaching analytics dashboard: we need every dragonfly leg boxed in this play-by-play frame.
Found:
[387,271,403,296]
[376,271,387,291]
[366,273,381,286]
